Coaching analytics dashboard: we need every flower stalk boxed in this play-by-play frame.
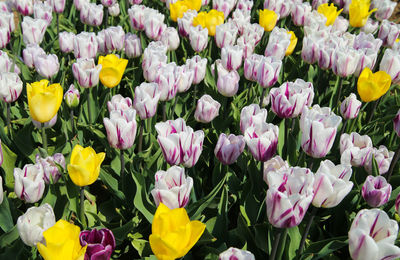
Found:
[80,187,87,228]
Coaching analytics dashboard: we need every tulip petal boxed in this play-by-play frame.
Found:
[68,164,93,186]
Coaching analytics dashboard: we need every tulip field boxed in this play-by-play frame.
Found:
[2,0,400,259]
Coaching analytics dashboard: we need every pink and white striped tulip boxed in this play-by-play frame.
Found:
[59,31,75,53]
[161,27,180,51]
[364,146,394,175]
[72,58,102,88]
[244,122,279,162]
[362,175,391,207]
[0,11,15,34]
[264,0,291,18]
[34,54,60,79]
[177,10,197,37]
[349,209,400,260]
[107,94,133,112]
[16,0,33,16]
[221,45,243,71]
[73,32,98,59]
[372,0,397,21]
[49,0,66,13]
[0,27,10,49]
[151,166,193,209]
[213,0,235,18]
[378,20,400,47]
[156,63,179,102]
[395,193,400,215]
[380,48,400,85]
[241,23,264,46]
[128,5,146,31]
[214,134,245,165]
[263,156,289,183]
[101,0,116,7]
[340,132,374,167]
[36,153,65,184]
[219,247,255,260]
[332,47,361,77]
[194,94,221,123]
[133,82,160,120]
[257,56,282,88]
[237,36,256,60]
[340,94,362,120]
[189,25,208,53]
[244,54,263,82]
[361,18,380,34]
[265,27,291,61]
[0,51,19,74]
[33,1,53,25]
[104,109,138,150]
[144,12,166,41]
[292,2,311,26]
[215,64,240,97]
[21,17,48,45]
[0,72,23,103]
[176,65,194,93]
[215,22,238,49]
[231,9,251,35]
[80,2,103,27]
[105,26,125,52]
[185,55,207,85]
[124,33,142,58]
[74,0,90,11]
[14,164,45,204]
[108,3,120,17]
[240,104,268,134]
[236,0,253,11]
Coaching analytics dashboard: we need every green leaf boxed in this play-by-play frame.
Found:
[371,154,379,176]
[1,142,17,189]
[287,226,301,260]
[278,119,285,157]
[301,236,348,260]
[128,232,148,256]
[131,172,156,223]
[0,194,14,232]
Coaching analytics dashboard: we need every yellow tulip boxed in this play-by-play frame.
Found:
[98,54,128,88]
[285,31,298,56]
[170,1,189,22]
[259,9,278,32]
[183,0,201,11]
[317,3,343,26]
[349,0,377,28]
[67,144,105,187]
[37,220,86,260]
[27,79,63,123]
[149,203,206,260]
[192,10,224,36]
[357,68,391,102]
[192,11,207,29]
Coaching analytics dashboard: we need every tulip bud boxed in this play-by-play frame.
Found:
[0,51,20,74]
[73,32,98,59]
[380,48,400,85]
[189,25,208,53]
[214,133,245,165]
[34,54,60,79]
[215,22,238,49]
[80,2,104,27]
[372,0,397,21]
[176,65,194,93]
[133,82,160,120]
[105,26,125,52]
[49,0,65,13]
[107,94,133,112]
[244,122,279,162]
[257,56,282,88]
[36,153,65,184]
[266,167,314,228]
[124,33,142,58]
[14,164,45,203]
[16,0,33,16]
[300,105,342,158]
[185,55,207,84]
[144,12,166,41]
[0,72,23,103]
[104,109,137,150]
[292,2,312,26]
[378,20,400,47]
[64,84,80,108]
[362,175,391,207]
[142,47,167,82]
[340,94,362,120]
[263,156,289,182]
[161,27,180,51]
[59,31,75,53]
[17,204,56,246]
[194,94,221,123]
[244,54,263,82]
[270,79,314,118]
[21,17,48,45]
[156,63,179,102]
[240,104,268,134]
[221,45,243,71]
[151,166,193,209]
[219,247,255,260]
[32,114,58,129]
[265,27,291,60]
[80,228,116,260]
[128,5,146,31]
[101,0,116,8]
[23,44,45,69]
[108,3,120,16]
[33,1,53,25]
[178,10,197,37]
[72,58,102,89]
[394,109,400,137]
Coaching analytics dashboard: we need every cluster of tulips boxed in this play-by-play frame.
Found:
[1,0,400,259]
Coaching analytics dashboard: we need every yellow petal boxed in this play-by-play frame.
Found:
[68,164,93,186]
[259,9,278,32]
[100,67,123,88]
[149,234,179,260]
[285,31,298,56]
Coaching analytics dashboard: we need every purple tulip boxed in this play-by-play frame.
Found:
[103,109,137,150]
[36,153,66,184]
[257,56,282,88]
[244,122,279,162]
[362,175,391,207]
[80,229,116,260]
[240,104,268,134]
[72,58,102,88]
[214,134,245,165]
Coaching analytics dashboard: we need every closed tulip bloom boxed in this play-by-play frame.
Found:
[161,27,180,51]
[372,0,396,21]
[59,31,75,53]
[64,84,80,108]
[32,114,58,130]
[194,94,221,123]
[170,1,189,22]
[74,32,98,59]
[36,153,65,184]
[244,54,263,82]
[128,5,146,31]
[237,0,253,11]
[213,0,235,18]
[178,10,197,37]
[317,3,342,26]
[219,247,255,260]
[0,27,10,49]
[0,72,23,103]
[301,32,323,64]
[349,209,400,260]
[72,58,102,89]
[259,9,279,32]
[156,63,179,101]
[214,60,240,97]
[104,26,125,52]
[38,220,87,260]
[98,54,128,88]
[263,156,289,183]
[349,0,376,27]
[14,164,45,203]
[202,10,225,36]
[394,109,400,137]
[291,2,311,26]
[142,42,168,82]
[378,20,400,47]
[185,55,207,84]
[332,47,361,77]
[101,0,116,7]
[231,9,251,36]
[34,54,60,79]
[80,2,103,26]
[362,175,391,207]
[21,17,48,45]
[175,65,194,93]
[214,133,245,165]
[312,0,329,9]
[221,45,243,71]
[108,3,120,16]
[340,94,362,120]
[16,0,33,16]
[133,82,160,120]
[264,0,291,18]
[189,25,208,53]
[49,0,65,13]
[380,49,400,84]
[266,167,314,228]
[242,23,264,46]
[0,51,20,74]
[104,109,137,150]
[237,36,256,60]
[107,94,133,112]
[80,228,116,260]
[156,118,204,167]
[151,166,193,209]
[361,18,379,34]
[0,11,15,34]
[150,203,205,260]
[257,56,282,88]
[332,16,349,34]
[244,122,279,162]
[264,27,291,60]
[215,22,238,49]
[124,33,142,58]
[340,132,374,167]
[312,160,353,208]
[33,1,53,25]
[17,204,56,247]
[270,79,314,118]
[240,104,268,134]
[364,146,394,175]
[27,80,63,123]
[300,105,342,158]
[74,0,90,11]
[286,31,298,56]
[144,12,166,41]
[68,144,105,187]
[357,67,391,102]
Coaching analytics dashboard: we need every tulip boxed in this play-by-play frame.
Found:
[108,3,120,16]
[242,23,264,46]
[189,25,208,52]
[213,0,235,18]
[101,0,116,7]
[312,160,353,208]
[49,0,65,13]
[372,0,397,21]
[364,146,394,175]
[32,114,58,130]
[155,118,204,167]
[244,122,279,162]
[286,31,298,56]
[161,27,180,51]
[240,104,268,134]
[107,94,133,112]
[170,1,189,22]
[74,0,90,11]
[104,26,125,52]
[378,20,400,47]
[27,80,63,123]
[67,144,105,187]
[266,167,314,228]
[36,153,65,184]
[349,0,376,27]
[64,84,80,109]
[231,9,251,36]
[244,54,263,82]
[259,9,279,32]
[270,79,314,118]
[332,16,349,34]
[33,1,53,25]
[185,55,207,84]
[128,5,146,31]
[292,2,312,26]
[21,17,48,45]
[263,156,289,182]
[214,134,245,165]
[300,105,342,158]
[0,51,19,74]
[394,109,400,137]
[214,60,240,97]
[237,0,253,11]
[237,36,256,60]
[98,54,128,88]
[80,228,116,260]
[264,27,291,60]
[133,82,160,120]
[317,3,342,26]
[361,18,379,34]
[142,42,168,82]
[104,109,138,150]
[219,247,255,260]
[96,30,108,54]
[37,220,87,260]
[0,11,15,34]
[357,67,391,102]
[332,47,361,77]
[72,58,102,89]
[192,10,224,36]
[257,56,282,88]
[215,22,238,49]
[380,49,400,85]
[221,45,243,71]
[34,54,60,79]
[194,94,221,123]
[0,27,10,49]
[14,164,45,203]
[340,94,362,120]
[17,204,56,246]
[264,0,291,18]
[348,209,400,260]
[301,32,323,64]
[16,0,33,16]
[80,2,104,26]
[0,72,23,103]
[144,12,166,41]
[155,63,179,102]
[175,65,194,93]
[124,33,142,58]
[59,31,75,53]
[74,32,98,59]
[0,2,10,12]
[178,10,197,37]
[340,132,374,167]
[151,166,193,209]
[130,0,143,4]
[361,175,391,207]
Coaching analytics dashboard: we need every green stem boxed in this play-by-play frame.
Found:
[41,124,47,153]
[387,143,400,182]
[80,187,87,228]
[163,102,167,122]
[270,228,285,260]
[6,102,11,137]
[104,8,108,28]
[260,87,266,107]
[366,98,381,124]
[339,120,348,138]
[57,13,60,36]
[299,206,318,254]
[87,88,93,124]
[120,149,125,188]
[138,121,144,153]
[70,109,74,139]
[336,76,343,108]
